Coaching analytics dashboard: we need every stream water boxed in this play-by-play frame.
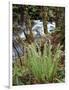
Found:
[13,20,56,60]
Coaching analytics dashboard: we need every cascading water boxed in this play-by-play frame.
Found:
[13,20,56,60]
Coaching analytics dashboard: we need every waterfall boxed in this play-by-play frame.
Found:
[13,20,56,60]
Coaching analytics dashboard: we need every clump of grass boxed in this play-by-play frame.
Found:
[27,42,62,83]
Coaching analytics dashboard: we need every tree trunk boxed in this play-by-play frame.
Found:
[41,7,48,34]
[24,7,34,44]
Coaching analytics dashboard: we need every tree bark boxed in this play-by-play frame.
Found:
[41,7,48,34]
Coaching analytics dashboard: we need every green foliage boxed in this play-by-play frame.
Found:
[13,64,29,85]
[27,42,62,83]
[12,5,65,85]
[13,42,64,85]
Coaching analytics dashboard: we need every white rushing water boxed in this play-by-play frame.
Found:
[47,22,56,33]
[32,20,45,37]
[13,20,56,59]
[19,20,56,39]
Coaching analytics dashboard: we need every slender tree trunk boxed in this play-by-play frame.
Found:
[41,7,48,34]
[18,6,34,44]
[24,6,34,44]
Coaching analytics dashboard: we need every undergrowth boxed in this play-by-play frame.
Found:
[27,42,63,83]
